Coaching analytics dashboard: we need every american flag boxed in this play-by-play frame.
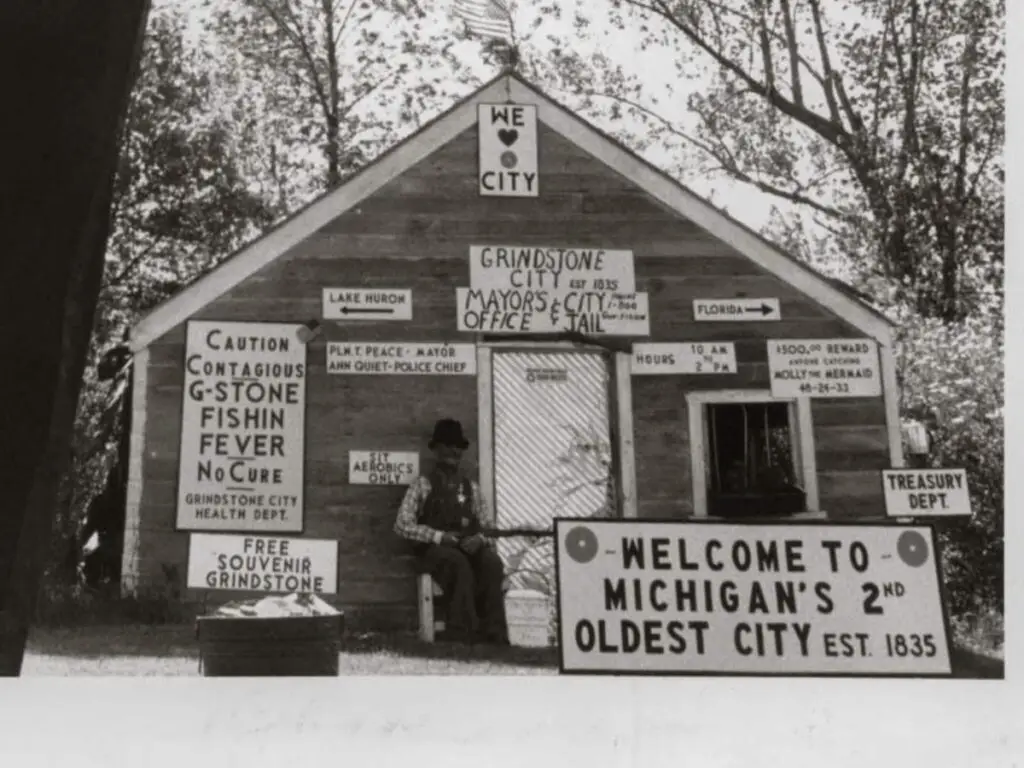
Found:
[453,0,513,41]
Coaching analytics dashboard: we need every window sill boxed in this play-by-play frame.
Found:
[702,510,828,522]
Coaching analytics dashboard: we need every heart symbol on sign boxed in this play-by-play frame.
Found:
[497,128,519,147]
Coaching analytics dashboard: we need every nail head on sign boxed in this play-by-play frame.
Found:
[500,151,518,169]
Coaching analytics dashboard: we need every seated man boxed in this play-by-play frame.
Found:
[394,418,509,645]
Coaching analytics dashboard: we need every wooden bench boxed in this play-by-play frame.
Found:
[415,530,552,643]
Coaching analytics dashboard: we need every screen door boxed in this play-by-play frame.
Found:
[492,350,614,531]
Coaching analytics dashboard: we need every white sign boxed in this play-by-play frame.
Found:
[349,451,420,485]
[187,533,338,595]
[694,298,781,321]
[457,288,649,336]
[323,288,412,321]
[632,342,737,375]
[469,245,635,294]
[178,322,306,533]
[882,469,972,518]
[555,520,952,676]
[478,104,538,197]
[767,338,881,398]
[326,342,476,375]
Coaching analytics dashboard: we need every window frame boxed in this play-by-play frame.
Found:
[685,389,822,520]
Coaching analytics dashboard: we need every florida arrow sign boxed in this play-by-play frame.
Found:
[693,298,781,322]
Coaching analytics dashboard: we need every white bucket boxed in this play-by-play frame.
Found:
[505,589,551,647]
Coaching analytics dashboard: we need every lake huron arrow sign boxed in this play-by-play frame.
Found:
[323,288,413,321]
[693,298,781,322]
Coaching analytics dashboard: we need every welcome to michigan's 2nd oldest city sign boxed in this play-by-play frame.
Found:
[554,519,952,677]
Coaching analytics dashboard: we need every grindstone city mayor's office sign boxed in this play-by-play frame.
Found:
[554,519,952,677]
[177,321,307,533]
[457,245,650,336]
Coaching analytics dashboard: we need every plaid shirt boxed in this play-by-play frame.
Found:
[393,475,494,545]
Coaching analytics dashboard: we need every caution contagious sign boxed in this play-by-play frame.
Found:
[554,520,952,677]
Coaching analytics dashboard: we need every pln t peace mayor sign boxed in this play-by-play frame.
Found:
[554,519,952,677]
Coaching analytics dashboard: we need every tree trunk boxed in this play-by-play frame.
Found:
[0,0,150,676]
[323,0,342,189]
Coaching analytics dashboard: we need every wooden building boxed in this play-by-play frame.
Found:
[121,72,904,631]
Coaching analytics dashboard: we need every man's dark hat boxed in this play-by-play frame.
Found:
[429,418,470,450]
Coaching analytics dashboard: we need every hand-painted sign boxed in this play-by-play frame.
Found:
[478,104,538,197]
[349,451,419,485]
[323,288,412,321]
[469,245,635,294]
[767,339,881,398]
[457,288,649,335]
[458,245,644,336]
[554,519,952,676]
[882,469,972,518]
[694,299,781,321]
[326,342,476,375]
[187,533,338,594]
[177,321,306,533]
[632,342,737,375]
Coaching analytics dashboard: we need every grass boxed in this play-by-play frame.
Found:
[22,624,559,676]
[21,623,1003,678]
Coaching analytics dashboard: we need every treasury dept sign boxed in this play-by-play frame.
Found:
[177,321,307,533]
[554,519,952,677]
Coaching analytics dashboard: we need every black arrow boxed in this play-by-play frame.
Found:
[340,306,395,315]
[743,303,775,316]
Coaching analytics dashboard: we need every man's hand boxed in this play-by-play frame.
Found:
[458,534,487,555]
[440,533,461,548]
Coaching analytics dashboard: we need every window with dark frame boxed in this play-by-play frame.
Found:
[705,401,806,518]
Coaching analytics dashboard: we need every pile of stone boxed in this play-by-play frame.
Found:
[212,593,339,619]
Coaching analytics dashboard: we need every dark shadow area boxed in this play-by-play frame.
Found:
[950,646,1004,679]
[339,631,559,670]
[26,624,198,660]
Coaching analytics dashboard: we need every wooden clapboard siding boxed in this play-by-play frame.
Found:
[632,378,690,519]
[132,115,891,626]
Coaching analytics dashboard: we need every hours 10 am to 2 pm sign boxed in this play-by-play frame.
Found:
[177,322,306,533]
[458,245,648,336]
[349,451,419,485]
[554,519,952,676]
[766,338,881,398]
[882,469,972,518]
[186,533,338,595]
[323,288,412,321]
[478,104,538,197]
[326,342,476,375]
[632,342,737,375]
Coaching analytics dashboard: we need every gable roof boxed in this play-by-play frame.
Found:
[129,70,894,353]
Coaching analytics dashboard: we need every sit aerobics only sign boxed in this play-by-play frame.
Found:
[554,520,952,677]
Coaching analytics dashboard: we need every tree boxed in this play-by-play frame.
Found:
[535,0,1005,321]
[98,6,276,351]
[46,5,277,601]
[206,0,478,210]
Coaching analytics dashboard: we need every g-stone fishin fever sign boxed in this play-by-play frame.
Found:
[554,519,952,677]
[458,244,649,336]
[177,321,307,533]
